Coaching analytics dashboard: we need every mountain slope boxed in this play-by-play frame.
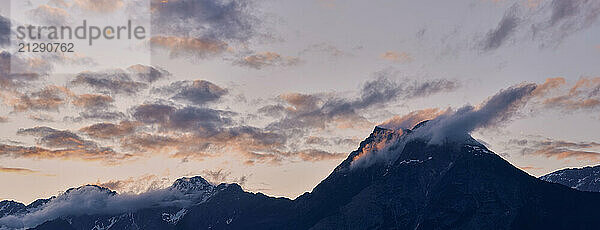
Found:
[290,124,600,229]
[540,165,600,192]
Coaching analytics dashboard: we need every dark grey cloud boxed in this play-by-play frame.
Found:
[71,72,147,95]
[477,1,600,51]
[151,0,261,42]
[531,0,600,47]
[265,75,459,131]
[549,0,580,26]
[70,65,168,95]
[127,65,170,83]
[153,80,228,105]
[481,4,519,51]
[167,107,233,136]
[8,126,128,163]
[132,103,176,124]
[64,111,128,122]
[132,103,233,137]
[0,15,9,47]
[415,83,537,144]
[80,121,138,139]
[18,126,95,149]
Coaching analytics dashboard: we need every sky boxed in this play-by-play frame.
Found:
[1,0,600,204]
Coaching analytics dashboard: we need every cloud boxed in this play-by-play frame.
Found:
[415,83,537,144]
[0,183,207,229]
[132,103,176,124]
[72,94,114,109]
[379,108,448,131]
[0,15,9,47]
[74,0,124,13]
[71,72,146,95]
[0,166,38,175]
[150,36,229,58]
[166,106,232,135]
[234,52,301,69]
[133,104,233,137]
[354,83,538,168]
[532,77,566,96]
[64,111,127,122]
[153,80,228,105]
[9,126,129,163]
[0,52,49,89]
[96,174,171,194]
[151,0,261,42]
[0,143,127,163]
[18,126,95,149]
[27,114,55,122]
[70,65,168,95]
[9,86,73,112]
[265,74,458,131]
[80,121,138,139]
[511,138,600,161]
[28,4,69,25]
[478,1,600,50]
[300,43,348,57]
[538,77,600,111]
[380,51,413,63]
[530,0,600,47]
[295,149,346,162]
[481,4,519,51]
[126,64,169,83]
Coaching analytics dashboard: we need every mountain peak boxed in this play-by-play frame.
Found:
[63,185,116,196]
[169,176,214,194]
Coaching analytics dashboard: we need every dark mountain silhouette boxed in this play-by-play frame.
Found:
[3,122,600,229]
[540,165,600,192]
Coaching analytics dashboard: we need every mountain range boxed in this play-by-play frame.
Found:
[2,121,600,229]
[540,165,600,193]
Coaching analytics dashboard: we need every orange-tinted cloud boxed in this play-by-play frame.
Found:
[235,52,301,69]
[10,86,74,112]
[513,138,600,162]
[150,36,229,58]
[0,143,130,163]
[0,166,38,174]
[379,108,448,130]
[72,94,114,109]
[74,0,124,13]
[80,121,139,139]
[380,51,413,63]
[532,77,566,96]
[538,77,600,110]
